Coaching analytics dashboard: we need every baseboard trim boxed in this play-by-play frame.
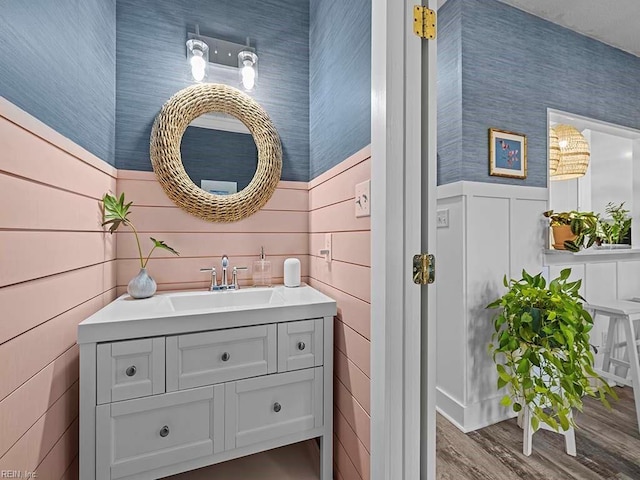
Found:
[436,387,517,433]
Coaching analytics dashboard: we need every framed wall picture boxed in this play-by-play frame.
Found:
[489,128,527,179]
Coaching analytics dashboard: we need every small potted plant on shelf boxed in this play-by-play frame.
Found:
[543,210,599,252]
[487,269,616,433]
[102,193,179,299]
[596,202,632,249]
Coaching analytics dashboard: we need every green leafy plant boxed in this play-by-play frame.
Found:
[102,193,179,268]
[543,210,599,252]
[598,202,631,245]
[487,269,616,432]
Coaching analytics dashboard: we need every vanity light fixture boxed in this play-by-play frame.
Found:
[186,26,209,82]
[238,49,258,91]
[551,124,591,180]
[548,126,561,174]
[186,28,258,90]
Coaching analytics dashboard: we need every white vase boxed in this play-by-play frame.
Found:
[127,268,157,299]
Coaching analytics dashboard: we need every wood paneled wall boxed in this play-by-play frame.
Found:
[308,146,371,480]
[0,99,117,479]
[115,172,310,294]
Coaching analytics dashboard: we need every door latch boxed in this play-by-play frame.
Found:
[413,254,435,285]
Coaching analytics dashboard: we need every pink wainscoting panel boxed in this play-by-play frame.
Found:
[0,290,116,401]
[117,174,309,212]
[60,456,79,480]
[335,348,370,415]
[0,346,79,458]
[0,382,78,473]
[334,407,370,479]
[116,232,308,259]
[309,158,371,211]
[0,231,115,287]
[0,100,116,478]
[308,150,371,477]
[308,278,370,340]
[0,261,116,345]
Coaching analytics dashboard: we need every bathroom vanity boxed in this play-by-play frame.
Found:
[78,285,336,480]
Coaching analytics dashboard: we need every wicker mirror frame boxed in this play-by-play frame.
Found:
[150,83,282,223]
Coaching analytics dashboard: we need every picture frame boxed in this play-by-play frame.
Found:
[489,128,527,179]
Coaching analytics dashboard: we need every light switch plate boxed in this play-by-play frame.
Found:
[437,209,449,228]
[355,180,371,218]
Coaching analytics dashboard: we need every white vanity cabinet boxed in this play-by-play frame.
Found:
[78,286,336,480]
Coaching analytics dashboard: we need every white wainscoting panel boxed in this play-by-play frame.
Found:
[436,181,548,431]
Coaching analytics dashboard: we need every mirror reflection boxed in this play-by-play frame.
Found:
[180,112,258,194]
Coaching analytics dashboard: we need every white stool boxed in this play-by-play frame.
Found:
[586,300,640,433]
[521,405,576,457]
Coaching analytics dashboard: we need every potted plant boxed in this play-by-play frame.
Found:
[102,193,179,299]
[543,210,599,252]
[596,202,631,248]
[487,269,616,433]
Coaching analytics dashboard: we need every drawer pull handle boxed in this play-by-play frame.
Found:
[221,352,231,362]
[273,402,282,413]
[125,366,137,377]
[297,342,306,351]
[159,426,170,437]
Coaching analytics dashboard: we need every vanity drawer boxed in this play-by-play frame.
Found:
[278,319,324,372]
[97,338,165,404]
[224,367,323,449]
[95,385,224,480]
[166,324,277,391]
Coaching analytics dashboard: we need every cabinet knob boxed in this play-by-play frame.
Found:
[273,402,282,413]
[125,365,137,377]
[159,426,170,437]
[221,352,230,362]
[297,341,306,351]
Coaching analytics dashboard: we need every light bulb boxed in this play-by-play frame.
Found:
[190,52,206,81]
[241,63,256,90]
[559,140,568,149]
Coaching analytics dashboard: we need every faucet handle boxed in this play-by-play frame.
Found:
[231,266,248,289]
[200,267,218,290]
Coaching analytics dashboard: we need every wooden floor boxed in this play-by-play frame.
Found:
[437,387,640,480]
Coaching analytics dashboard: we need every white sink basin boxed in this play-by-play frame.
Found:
[168,288,283,312]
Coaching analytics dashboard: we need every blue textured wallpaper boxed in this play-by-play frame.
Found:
[437,0,463,185]
[0,0,116,164]
[115,0,309,182]
[438,0,640,187]
[309,0,371,178]
[181,127,257,191]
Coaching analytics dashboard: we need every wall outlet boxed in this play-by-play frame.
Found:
[437,209,449,228]
[355,180,371,218]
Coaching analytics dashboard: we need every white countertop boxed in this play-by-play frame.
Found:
[78,285,337,344]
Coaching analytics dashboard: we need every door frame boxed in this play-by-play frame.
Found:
[370,0,438,479]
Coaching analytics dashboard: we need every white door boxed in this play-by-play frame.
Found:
[371,0,437,479]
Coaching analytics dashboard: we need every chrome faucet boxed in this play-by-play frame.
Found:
[200,256,247,291]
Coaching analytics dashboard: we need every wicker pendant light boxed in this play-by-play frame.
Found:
[551,124,590,181]
[549,126,561,175]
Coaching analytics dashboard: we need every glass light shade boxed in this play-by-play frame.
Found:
[186,38,209,82]
[238,50,258,91]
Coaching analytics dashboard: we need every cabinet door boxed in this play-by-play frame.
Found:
[166,324,277,391]
[97,337,165,404]
[225,367,323,450]
[96,386,224,480]
[277,319,323,372]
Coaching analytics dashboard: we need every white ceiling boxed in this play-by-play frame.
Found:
[438,0,640,57]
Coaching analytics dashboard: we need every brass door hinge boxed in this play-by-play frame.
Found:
[413,254,435,285]
[413,5,437,40]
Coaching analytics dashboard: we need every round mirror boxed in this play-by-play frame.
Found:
[150,83,282,223]
[181,112,258,195]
